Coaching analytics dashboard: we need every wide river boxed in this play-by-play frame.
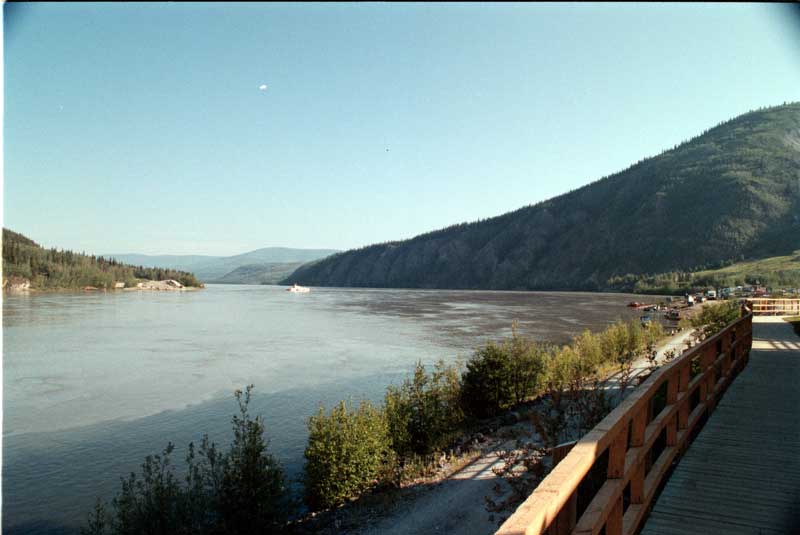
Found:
[3,284,651,534]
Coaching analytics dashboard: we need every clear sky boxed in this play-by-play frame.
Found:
[4,3,800,256]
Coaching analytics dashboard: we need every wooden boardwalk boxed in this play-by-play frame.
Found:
[641,317,800,535]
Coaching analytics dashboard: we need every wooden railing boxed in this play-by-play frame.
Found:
[496,311,753,535]
[747,298,800,316]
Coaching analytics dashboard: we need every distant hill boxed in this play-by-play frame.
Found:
[2,229,202,289]
[99,254,220,272]
[286,102,800,290]
[209,262,305,285]
[110,248,339,282]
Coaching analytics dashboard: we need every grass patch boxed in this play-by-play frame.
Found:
[784,316,800,337]
[691,251,800,289]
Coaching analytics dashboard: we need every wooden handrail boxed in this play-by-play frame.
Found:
[496,312,753,535]
[746,298,800,316]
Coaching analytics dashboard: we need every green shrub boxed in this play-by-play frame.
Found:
[506,324,549,405]
[461,327,549,418]
[532,346,577,447]
[689,301,741,340]
[83,386,289,535]
[384,360,463,458]
[304,400,393,510]
[461,342,513,418]
[572,329,604,375]
[216,386,290,533]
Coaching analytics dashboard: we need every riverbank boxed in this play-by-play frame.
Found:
[293,326,699,535]
[2,277,204,293]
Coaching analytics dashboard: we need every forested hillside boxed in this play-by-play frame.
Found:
[2,229,202,289]
[287,103,800,291]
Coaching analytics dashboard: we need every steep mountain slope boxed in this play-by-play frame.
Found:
[110,248,338,282]
[286,103,800,290]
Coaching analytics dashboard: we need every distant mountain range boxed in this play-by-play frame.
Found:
[109,248,339,283]
[286,102,800,291]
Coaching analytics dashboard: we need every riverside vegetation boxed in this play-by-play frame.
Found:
[80,308,765,534]
[2,229,202,289]
[82,386,291,535]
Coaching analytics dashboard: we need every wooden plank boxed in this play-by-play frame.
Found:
[551,490,576,535]
[607,428,627,479]
[605,496,623,535]
[573,479,623,534]
[640,318,800,535]
[630,406,646,447]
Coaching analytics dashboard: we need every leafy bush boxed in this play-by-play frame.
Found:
[384,360,463,458]
[461,326,549,418]
[461,342,513,418]
[571,329,604,375]
[83,386,289,535]
[215,386,291,533]
[689,301,741,340]
[304,400,393,510]
[505,324,549,405]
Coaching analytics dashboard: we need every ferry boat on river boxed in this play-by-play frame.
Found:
[287,283,310,293]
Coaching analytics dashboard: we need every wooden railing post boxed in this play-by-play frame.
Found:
[698,357,708,405]
[722,332,732,375]
[630,458,645,505]
[608,428,627,479]
[631,406,647,447]
[666,373,678,446]
[629,403,648,511]
[678,362,689,433]
[553,491,577,535]
[702,345,716,411]
[606,495,623,535]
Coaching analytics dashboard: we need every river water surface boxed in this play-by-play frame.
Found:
[3,284,651,534]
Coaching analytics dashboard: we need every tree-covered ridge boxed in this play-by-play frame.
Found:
[286,102,800,290]
[2,228,202,289]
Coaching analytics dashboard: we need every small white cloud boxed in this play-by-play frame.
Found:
[259,84,268,91]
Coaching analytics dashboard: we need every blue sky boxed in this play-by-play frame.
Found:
[4,3,800,255]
